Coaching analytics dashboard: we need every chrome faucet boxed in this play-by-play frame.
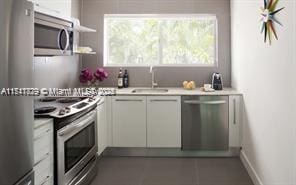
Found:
[150,66,158,89]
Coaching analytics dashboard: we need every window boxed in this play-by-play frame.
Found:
[104,14,218,66]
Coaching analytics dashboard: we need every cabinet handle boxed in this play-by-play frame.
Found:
[35,152,50,166]
[34,121,51,129]
[150,99,177,102]
[233,98,236,125]
[40,175,51,185]
[184,100,226,105]
[24,180,32,185]
[34,129,51,141]
[115,99,143,102]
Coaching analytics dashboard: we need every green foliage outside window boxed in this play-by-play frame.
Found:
[105,15,217,66]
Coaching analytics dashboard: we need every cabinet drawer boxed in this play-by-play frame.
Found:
[39,175,53,185]
[34,155,53,185]
[34,122,52,140]
[34,129,52,164]
[34,119,53,128]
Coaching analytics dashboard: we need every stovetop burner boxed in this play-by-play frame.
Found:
[34,106,57,114]
[56,97,82,104]
[34,96,100,119]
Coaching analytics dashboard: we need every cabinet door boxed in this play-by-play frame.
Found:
[30,0,72,17]
[112,96,146,147]
[229,95,242,147]
[97,97,107,155]
[147,96,181,148]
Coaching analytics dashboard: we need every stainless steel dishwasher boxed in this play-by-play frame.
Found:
[181,96,229,151]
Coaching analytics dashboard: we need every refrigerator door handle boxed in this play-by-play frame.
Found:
[25,9,32,16]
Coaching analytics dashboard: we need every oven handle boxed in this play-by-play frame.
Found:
[58,110,96,136]
[71,157,97,185]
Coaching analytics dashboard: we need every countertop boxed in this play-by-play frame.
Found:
[115,87,241,96]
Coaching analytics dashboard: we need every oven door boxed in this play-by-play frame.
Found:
[34,14,73,56]
[57,110,98,185]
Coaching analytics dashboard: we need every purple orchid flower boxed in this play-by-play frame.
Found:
[79,68,93,84]
[94,68,108,82]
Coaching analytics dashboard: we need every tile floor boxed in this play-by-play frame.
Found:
[90,157,254,185]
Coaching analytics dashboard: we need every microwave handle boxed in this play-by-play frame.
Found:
[57,27,70,54]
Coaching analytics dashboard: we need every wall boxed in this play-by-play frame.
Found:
[80,0,231,87]
[31,0,82,88]
[231,0,296,184]
[34,57,80,88]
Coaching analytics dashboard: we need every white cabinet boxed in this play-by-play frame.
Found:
[112,96,147,147]
[97,97,107,155]
[33,118,54,185]
[147,96,181,147]
[229,95,242,147]
[110,94,240,149]
[29,0,73,17]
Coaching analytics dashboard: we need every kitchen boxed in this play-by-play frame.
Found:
[0,0,296,185]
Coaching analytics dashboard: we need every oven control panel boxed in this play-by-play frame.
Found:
[55,97,101,118]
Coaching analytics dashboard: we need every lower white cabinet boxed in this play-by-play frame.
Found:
[112,96,147,147]
[110,95,241,149]
[97,97,108,155]
[147,96,181,147]
[33,118,54,185]
[229,95,242,147]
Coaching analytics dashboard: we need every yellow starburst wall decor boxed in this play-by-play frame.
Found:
[260,0,285,44]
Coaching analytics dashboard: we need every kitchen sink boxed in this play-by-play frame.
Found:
[131,88,169,93]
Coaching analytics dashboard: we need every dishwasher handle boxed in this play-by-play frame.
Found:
[184,100,226,105]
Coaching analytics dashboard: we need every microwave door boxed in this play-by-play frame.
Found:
[34,21,71,56]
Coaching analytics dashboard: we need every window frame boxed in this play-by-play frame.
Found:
[103,14,218,67]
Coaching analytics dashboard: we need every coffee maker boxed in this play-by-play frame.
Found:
[212,73,223,90]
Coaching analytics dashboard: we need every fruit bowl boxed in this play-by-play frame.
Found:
[183,81,196,90]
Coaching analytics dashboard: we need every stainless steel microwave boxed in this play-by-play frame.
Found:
[34,12,73,56]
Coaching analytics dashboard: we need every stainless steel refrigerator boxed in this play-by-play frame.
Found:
[0,0,34,185]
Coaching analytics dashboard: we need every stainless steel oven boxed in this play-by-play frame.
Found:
[57,110,98,185]
[34,12,73,56]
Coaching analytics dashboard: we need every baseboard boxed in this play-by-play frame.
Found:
[240,150,264,185]
[103,147,240,157]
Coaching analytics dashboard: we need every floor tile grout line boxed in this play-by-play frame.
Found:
[91,157,254,185]
[195,158,199,184]
[139,157,149,185]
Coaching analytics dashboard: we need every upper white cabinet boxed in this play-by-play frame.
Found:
[112,96,147,147]
[30,0,73,17]
[229,95,242,147]
[147,96,181,147]
[97,97,107,155]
